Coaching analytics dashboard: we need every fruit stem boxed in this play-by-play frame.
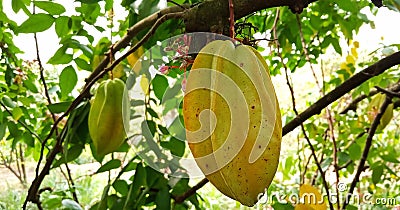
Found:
[228,0,235,39]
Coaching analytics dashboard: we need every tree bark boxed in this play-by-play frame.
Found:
[184,0,318,34]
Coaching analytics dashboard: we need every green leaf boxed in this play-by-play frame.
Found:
[35,1,66,15]
[380,154,400,163]
[7,121,21,139]
[22,78,39,93]
[345,205,358,210]
[52,144,83,167]
[48,46,73,64]
[55,16,70,37]
[1,96,16,108]
[12,106,23,120]
[122,162,138,174]
[160,137,185,157]
[12,0,29,13]
[23,132,35,147]
[161,81,181,102]
[113,180,129,196]
[65,145,83,163]
[372,165,384,184]
[97,185,110,210]
[167,116,186,140]
[144,120,157,136]
[338,152,350,166]
[321,157,333,171]
[75,57,91,71]
[76,0,102,4]
[136,0,160,21]
[348,143,361,161]
[96,159,121,173]
[385,0,400,12]
[17,13,55,33]
[105,0,114,11]
[0,124,6,140]
[61,199,83,210]
[42,196,62,209]
[337,18,353,39]
[47,101,72,114]
[271,202,294,210]
[147,107,159,119]
[152,74,169,101]
[124,163,147,209]
[336,0,357,12]
[59,66,78,98]
[158,125,169,135]
[63,39,93,58]
[327,36,342,55]
[155,187,170,210]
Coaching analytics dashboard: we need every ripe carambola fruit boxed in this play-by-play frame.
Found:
[88,78,130,156]
[183,40,282,206]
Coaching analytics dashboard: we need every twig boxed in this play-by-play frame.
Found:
[340,82,400,114]
[301,153,312,183]
[325,107,340,208]
[296,13,321,90]
[0,101,42,141]
[63,162,79,203]
[375,85,400,97]
[283,51,400,136]
[336,160,353,170]
[86,6,187,84]
[32,2,60,182]
[19,144,27,185]
[104,12,185,77]
[340,89,379,114]
[287,79,333,210]
[342,95,393,209]
[173,178,209,203]
[273,8,333,210]
[0,150,25,186]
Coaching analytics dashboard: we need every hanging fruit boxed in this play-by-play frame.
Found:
[88,78,130,156]
[183,40,282,206]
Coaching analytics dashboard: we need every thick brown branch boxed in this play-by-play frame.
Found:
[184,0,318,34]
[283,51,400,136]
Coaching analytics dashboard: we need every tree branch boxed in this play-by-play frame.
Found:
[24,10,186,210]
[184,0,318,34]
[283,51,400,136]
[173,178,209,204]
[274,8,333,210]
[342,94,394,209]
[340,82,400,114]
[86,6,187,84]
[0,101,41,141]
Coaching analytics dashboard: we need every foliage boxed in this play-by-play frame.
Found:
[0,0,399,209]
